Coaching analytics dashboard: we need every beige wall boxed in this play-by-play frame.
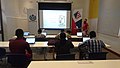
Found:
[1,0,19,40]
[98,0,120,54]
[72,0,89,18]
[1,0,37,40]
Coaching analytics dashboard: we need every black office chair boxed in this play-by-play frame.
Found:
[0,47,6,62]
[56,54,75,60]
[7,54,31,67]
[88,52,108,60]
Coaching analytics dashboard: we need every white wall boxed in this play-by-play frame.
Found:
[98,0,120,54]
[1,0,38,40]
[1,0,19,40]
[98,0,120,37]
[89,18,98,32]
[72,0,89,18]
[1,0,90,40]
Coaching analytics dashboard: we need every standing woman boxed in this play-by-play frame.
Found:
[82,18,89,36]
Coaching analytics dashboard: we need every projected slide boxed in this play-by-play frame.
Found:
[43,10,67,29]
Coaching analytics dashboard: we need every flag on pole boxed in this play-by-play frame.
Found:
[72,9,82,34]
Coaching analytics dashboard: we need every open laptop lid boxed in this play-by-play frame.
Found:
[26,37,35,44]
[41,32,47,36]
[24,32,30,36]
[77,32,82,37]
[83,37,90,42]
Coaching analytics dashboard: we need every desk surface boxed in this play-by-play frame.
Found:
[46,35,82,38]
[0,41,82,47]
[28,60,120,68]
[0,41,110,48]
[0,41,50,47]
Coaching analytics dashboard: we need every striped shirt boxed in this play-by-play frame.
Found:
[78,38,105,53]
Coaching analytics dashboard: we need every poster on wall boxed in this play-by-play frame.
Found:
[27,9,38,34]
[27,9,37,22]
[72,9,82,34]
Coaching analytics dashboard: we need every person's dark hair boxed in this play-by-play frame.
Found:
[85,18,87,21]
[38,28,42,34]
[89,31,96,38]
[60,32,66,40]
[84,18,87,24]
[61,29,64,33]
[66,29,71,34]
[15,29,24,38]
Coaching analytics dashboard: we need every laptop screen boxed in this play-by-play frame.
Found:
[77,32,82,37]
[26,37,35,44]
[83,37,90,42]
[24,32,30,36]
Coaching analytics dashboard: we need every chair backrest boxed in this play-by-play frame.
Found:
[88,52,108,60]
[47,39,57,45]
[0,47,6,59]
[56,54,75,60]
[35,38,47,41]
[68,38,82,41]
[7,54,28,67]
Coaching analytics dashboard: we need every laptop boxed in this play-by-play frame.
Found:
[26,37,35,44]
[77,32,82,37]
[24,32,30,36]
[41,32,47,36]
[83,37,90,42]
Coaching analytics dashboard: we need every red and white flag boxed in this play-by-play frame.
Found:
[72,9,82,34]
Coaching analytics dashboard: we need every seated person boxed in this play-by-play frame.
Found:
[78,31,106,59]
[82,18,89,37]
[35,28,46,38]
[65,28,72,38]
[35,28,47,53]
[9,29,32,66]
[55,29,72,39]
[55,29,65,39]
[55,32,74,55]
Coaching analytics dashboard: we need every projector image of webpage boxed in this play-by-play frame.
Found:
[43,10,66,28]
[40,10,70,29]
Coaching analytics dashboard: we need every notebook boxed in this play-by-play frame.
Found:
[77,32,82,37]
[24,32,30,36]
[83,37,90,42]
[26,37,35,44]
